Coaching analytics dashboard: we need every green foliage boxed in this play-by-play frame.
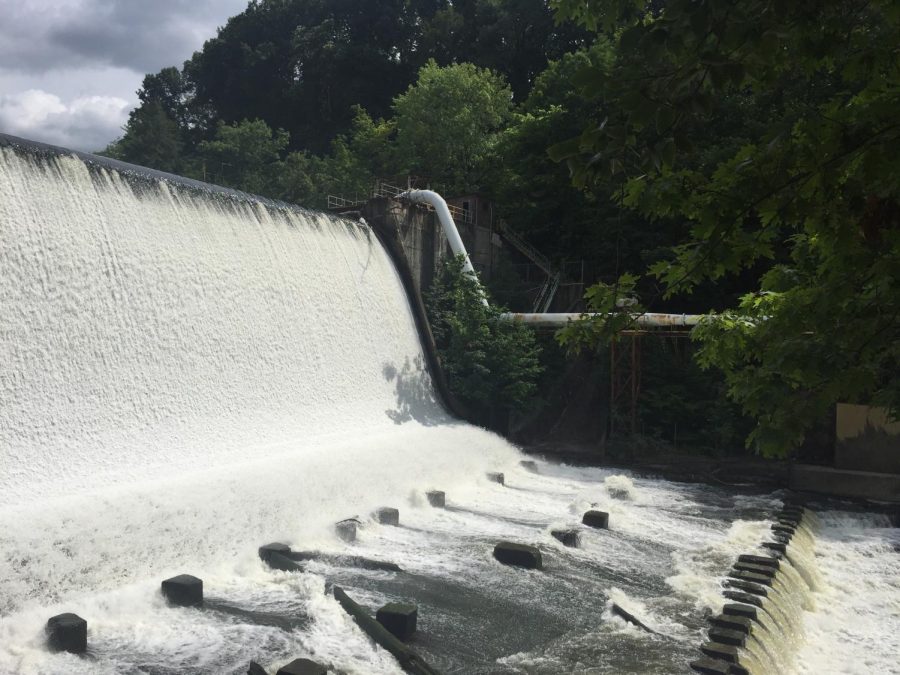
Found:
[426,256,543,415]
[198,119,290,195]
[550,0,900,455]
[394,60,513,193]
[102,101,182,173]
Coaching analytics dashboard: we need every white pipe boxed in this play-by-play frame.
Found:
[400,189,489,305]
[398,189,701,327]
[500,312,704,328]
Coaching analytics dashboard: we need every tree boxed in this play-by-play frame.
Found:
[198,119,289,195]
[103,100,182,173]
[394,60,513,192]
[551,0,900,455]
[426,256,543,420]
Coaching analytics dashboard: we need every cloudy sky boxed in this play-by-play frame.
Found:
[0,0,248,151]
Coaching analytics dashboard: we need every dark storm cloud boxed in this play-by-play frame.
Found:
[0,0,248,75]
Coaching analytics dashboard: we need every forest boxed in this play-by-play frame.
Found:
[103,0,899,458]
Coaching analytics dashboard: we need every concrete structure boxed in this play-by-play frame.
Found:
[789,464,900,502]
[834,403,900,474]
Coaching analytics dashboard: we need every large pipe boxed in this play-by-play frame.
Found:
[399,188,702,327]
[500,312,704,327]
[400,189,488,305]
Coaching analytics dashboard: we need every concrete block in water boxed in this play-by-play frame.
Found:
[728,569,773,587]
[709,614,753,635]
[551,529,580,547]
[732,562,776,578]
[259,542,292,563]
[737,554,780,569]
[376,602,418,641]
[276,658,328,675]
[375,507,400,526]
[700,641,741,663]
[582,510,609,529]
[335,519,357,543]
[708,627,746,647]
[487,472,505,485]
[723,578,768,597]
[520,460,539,473]
[723,603,760,623]
[426,490,445,508]
[722,590,763,608]
[493,541,542,569]
[762,541,788,555]
[46,613,87,654]
[771,523,796,537]
[690,657,732,674]
[161,574,203,607]
[247,662,269,675]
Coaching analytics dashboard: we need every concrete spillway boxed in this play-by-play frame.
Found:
[1,137,898,674]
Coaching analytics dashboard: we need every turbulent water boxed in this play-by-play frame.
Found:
[1,142,898,674]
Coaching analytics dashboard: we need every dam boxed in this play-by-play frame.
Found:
[0,135,897,674]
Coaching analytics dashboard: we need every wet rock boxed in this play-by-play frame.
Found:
[771,523,796,537]
[247,662,269,675]
[493,541,542,570]
[551,529,579,547]
[288,551,400,572]
[161,574,203,607]
[611,603,657,634]
[375,507,400,526]
[267,551,302,572]
[376,602,418,641]
[276,658,328,675]
[582,510,609,529]
[335,519,357,543]
[487,472,505,485]
[426,490,445,508]
[46,613,87,654]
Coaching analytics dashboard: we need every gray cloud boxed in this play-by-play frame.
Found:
[0,0,247,150]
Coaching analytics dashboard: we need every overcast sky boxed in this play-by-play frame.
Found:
[0,0,248,151]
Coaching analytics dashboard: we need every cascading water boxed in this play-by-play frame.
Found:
[1,137,898,675]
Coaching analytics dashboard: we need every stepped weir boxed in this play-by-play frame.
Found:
[691,504,820,675]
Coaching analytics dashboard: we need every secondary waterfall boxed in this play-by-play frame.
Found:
[1,137,897,675]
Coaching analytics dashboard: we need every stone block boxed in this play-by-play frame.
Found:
[709,614,753,635]
[690,658,732,674]
[426,490,445,508]
[762,541,787,555]
[520,460,539,473]
[723,578,768,597]
[276,658,328,675]
[700,641,740,663]
[582,510,609,529]
[708,627,746,647]
[723,603,759,622]
[731,562,776,578]
[728,570,773,587]
[487,472,505,485]
[493,541,542,570]
[247,662,269,675]
[737,554,780,569]
[375,507,400,526]
[376,602,418,641]
[259,542,292,564]
[161,574,203,607]
[722,591,763,608]
[550,529,579,547]
[46,613,87,654]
